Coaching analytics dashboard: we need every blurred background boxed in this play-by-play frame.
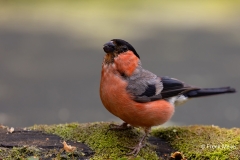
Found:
[0,0,239,128]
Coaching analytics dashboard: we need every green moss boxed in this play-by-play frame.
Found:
[152,125,240,160]
[32,122,159,159]
[0,141,83,160]
[2,123,240,159]
[0,146,41,160]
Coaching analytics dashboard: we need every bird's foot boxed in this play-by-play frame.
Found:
[106,122,132,135]
[126,142,145,156]
[125,128,150,156]
[108,122,132,130]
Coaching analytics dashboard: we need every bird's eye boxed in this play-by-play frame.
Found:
[122,46,128,52]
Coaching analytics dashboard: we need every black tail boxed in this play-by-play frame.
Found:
[184,87,236,98]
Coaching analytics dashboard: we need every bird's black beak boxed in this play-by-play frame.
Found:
[103,41,115,53]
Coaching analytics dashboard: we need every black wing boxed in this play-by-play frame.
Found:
[132,76,198,103]
[160,76,196,99]
[130,76,235,103]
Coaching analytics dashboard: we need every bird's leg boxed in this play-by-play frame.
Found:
[108,122,132,130]
[126,127,150,156]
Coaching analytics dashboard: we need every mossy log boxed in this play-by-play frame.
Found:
[0,122,240,160]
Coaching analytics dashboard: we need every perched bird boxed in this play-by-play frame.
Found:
[100,39,236,156]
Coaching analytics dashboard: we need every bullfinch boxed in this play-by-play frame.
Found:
[100,39,236,156]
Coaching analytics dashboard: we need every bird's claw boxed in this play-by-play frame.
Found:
[125,142,145,156]
[109,123,132,130]
[106,123,132,134]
